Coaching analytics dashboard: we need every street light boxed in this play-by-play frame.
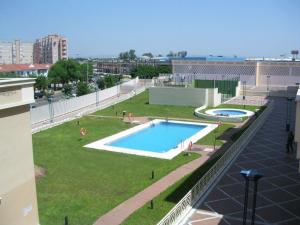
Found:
[266,75,270,95]
[286,97,294,131]
[240,169,263,225]
[242,81,246,108]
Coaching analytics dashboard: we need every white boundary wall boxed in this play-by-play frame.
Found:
[30,78,138,124]
[149,87,221,107]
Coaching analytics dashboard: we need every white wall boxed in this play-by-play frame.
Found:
[149,87,221,107]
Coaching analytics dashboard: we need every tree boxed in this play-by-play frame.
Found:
[62,83,73,96]
[178,51,187,58]
[131,65,172,78]
[128,49,136,60]
[96,79,105,90]
[142,52,153,58]
[48,59,83,85]
[167,51,176,57]
[119,49,136,61]
[80,63,93,82]
[156,65,172,74]
[35,75,48,91]
[76,81,90,96]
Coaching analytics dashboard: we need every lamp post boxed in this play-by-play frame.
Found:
[286,97,294,131]
[47,96,54,123]
[266,75,270,95]
[243,81,246,108]
[240,169,263,225]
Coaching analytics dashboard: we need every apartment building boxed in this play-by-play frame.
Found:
[0,78,39,225]
[33,34,68,64]
[0,40,33,64]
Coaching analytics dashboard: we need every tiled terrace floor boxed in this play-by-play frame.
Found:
[182,97,300,225]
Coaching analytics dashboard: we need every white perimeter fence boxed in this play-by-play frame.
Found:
[30,78,142,125]
[157,100,274,225]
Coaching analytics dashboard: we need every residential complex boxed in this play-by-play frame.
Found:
[0,64,50,76]
[33,34,68,64]
[0,34,68,65]
[0,40,33,64]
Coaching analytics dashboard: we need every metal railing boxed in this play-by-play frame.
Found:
[157,101,274,225]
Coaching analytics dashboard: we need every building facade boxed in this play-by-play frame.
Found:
[172,59,300,87]
[0,78,39,225]
[0,64,51,76]
[33,34,68,64]
[0,40,33,64]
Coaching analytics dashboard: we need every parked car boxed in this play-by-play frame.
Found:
[34,91,44,99]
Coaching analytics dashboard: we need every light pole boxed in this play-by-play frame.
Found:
[240,169,263,225]
[243,81,246,108]
[267,75,270,95]
[286,97,293,131]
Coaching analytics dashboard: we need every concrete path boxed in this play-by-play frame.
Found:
[93,153,212,225]
[181,97,300,225]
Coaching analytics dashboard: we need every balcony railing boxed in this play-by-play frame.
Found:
[157,100,274,225]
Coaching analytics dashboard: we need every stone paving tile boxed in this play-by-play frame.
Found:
[234,194,273,208]
[284,184,300,198]
[218,183,246,197]
[279,199,300,217]
[278,218,300,225]
[261,189,297,203]
[286,173,300,182]
[217,174,239,186]
[226,210,265,224]
[255,205,294,223]
[204,189,230,202]
[206,198,242,214]
[266,175,298,187]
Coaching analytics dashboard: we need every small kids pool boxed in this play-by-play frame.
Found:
[205,108,254,118]
[85,119,217,159]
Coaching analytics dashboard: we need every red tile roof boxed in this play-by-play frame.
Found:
[0,64,52,72]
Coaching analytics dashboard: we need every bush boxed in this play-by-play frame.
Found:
[76,82,90,96]
[62,84,73,96]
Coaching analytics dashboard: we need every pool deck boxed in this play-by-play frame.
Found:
[93,150,216,225]
[181,97,300,225]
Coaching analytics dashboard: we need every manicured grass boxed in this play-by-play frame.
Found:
[33,117,199,225]
[196,123,235,146]
[93,90,197,119]
[122,156,221,225]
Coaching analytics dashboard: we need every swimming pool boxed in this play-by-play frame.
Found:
[205,108,254,118]
[85,119,217,159]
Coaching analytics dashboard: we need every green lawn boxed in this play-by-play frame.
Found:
[196,123,235,146]
[34,90,244,225]
[33,117,199,225]
[122,156,221,225]
[93,90,197,119]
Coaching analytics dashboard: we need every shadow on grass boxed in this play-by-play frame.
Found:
[164,156,221,203]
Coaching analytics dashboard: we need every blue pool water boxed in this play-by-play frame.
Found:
[106,122,206,153]
[213,109,247,116]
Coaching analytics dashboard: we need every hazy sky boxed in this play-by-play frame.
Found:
[1,0,299,58]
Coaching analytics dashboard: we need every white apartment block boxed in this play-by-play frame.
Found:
[0,40,33,64]
[34,34,68,64]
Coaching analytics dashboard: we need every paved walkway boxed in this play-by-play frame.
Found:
[181,97,300,225]
[94,152,214,225]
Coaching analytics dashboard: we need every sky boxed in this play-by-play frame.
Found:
[0,0,300,58]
